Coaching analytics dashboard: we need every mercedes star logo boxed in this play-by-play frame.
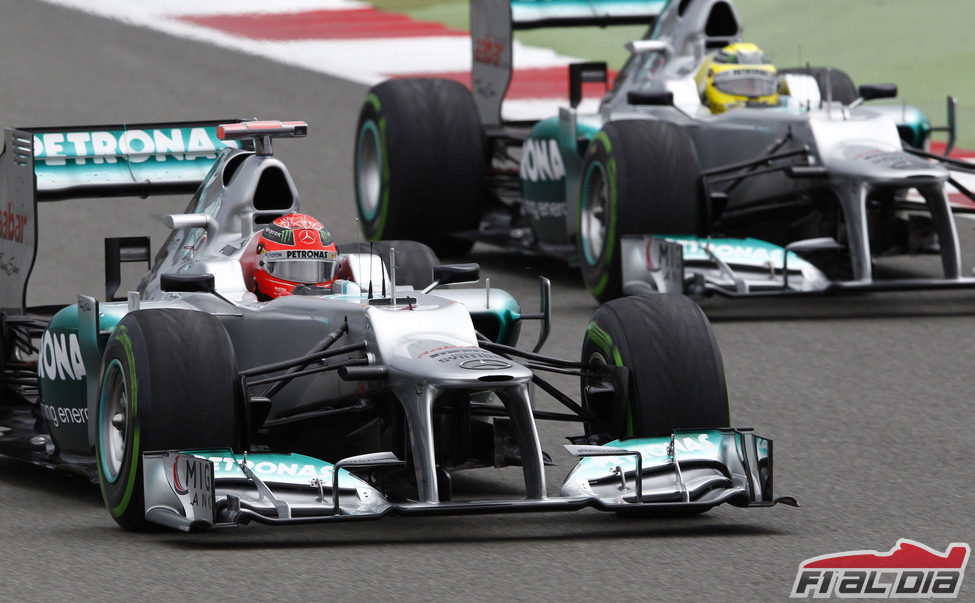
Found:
[459,358,511,370]
[298,229,317,244]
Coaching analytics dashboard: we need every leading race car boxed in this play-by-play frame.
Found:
[0,119,793,531]
[353,0,975,302]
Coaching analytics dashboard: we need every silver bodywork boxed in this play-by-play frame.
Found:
[588,0,971,296]
[129,143,792,529]
[0,119,793,530]
[465,0,975,298]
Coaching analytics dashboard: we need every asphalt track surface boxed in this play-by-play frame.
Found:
[1,2,973,601]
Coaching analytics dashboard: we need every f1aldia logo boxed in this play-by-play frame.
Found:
[791,539,970,598]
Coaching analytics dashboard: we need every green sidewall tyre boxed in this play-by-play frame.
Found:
[576,121,703,304]
[353,79,486,257]
[95,310,239,531]
[355,117,385,224]
[355,95,392,240]
[581,317,630,438]
[580,294,730,441]
[578,133,619,302]
[96,323,149,530]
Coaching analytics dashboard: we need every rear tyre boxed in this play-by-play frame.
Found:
[337,240,441,289]
[577,121,702,303]
[96,309,239,531]
[355,78,486,257]
[778,66,857,105]
[580,294,729,441]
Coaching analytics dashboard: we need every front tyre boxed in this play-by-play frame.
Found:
[581,294,729,441]
[577,121,703,303]
[96,310,239,531]
[355,78,486,257]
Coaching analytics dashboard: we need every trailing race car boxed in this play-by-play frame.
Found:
[353,0,975,302]
[0,119,793,531]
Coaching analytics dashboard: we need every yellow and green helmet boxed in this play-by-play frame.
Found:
[697,42,778,114]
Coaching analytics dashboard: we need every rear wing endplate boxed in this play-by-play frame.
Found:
[471,0,667,126]
[0,119,247,314]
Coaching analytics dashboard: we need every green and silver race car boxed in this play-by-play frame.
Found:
[0,119,793,531]
[354,0,975,302]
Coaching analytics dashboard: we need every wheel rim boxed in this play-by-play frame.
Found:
[580,162,610,265]
[99,359,128,483]
[356,120,382,221]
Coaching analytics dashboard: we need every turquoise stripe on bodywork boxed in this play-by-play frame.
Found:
[662,236,815,271]
[565,430,732,482]
[180,450,365,489]
[32,126,238,192]
[511,0,667,22]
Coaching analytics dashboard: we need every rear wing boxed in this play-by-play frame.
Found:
[471,0,668,126]
[0,119,247,314]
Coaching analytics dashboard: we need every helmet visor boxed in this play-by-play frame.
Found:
[265,259,338,284]
[713,69,776,98]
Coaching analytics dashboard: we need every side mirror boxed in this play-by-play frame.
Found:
[164,214,210,230]
[433,264,480,285]
[422,264,480,293]
[625,40,670,55]
[858,84,897,101]
[160,273,216,293]
[627,90,674,106]
[104,236,151,301]
[569,61,608,110]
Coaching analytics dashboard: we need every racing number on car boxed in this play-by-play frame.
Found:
[171,454,215,521]
[646,239,684,293]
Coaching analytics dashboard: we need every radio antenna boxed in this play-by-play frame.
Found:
[368,240,374,299]
[354,217,367,298]
[389,246,397,305]
[381,247,387,298]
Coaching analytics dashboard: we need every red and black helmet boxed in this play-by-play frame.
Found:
[255,213,339,299]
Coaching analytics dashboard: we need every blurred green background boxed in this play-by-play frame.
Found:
[370,0,975,147]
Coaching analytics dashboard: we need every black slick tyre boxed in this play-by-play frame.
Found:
[580,294,729,441]
[354,78,486,257]
[337,240,441,289]
[95,309,239,531]
[778,66,857,104]
[577,120,703,303]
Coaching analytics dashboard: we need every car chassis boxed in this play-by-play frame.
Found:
[0,120,794,531]
[355,0,975,302]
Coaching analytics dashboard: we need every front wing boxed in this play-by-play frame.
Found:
[142,429,795,531]
[621,235,975,297]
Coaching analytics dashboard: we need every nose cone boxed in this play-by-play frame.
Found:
[391,343,533,386]
[832,145,948,182]
[810,109,948,184]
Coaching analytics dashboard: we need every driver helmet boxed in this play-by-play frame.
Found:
[697,42,778,114]
[255,213,339,299]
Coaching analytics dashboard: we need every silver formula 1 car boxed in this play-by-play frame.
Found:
[0,119,793,531]
[353,0,975,302]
